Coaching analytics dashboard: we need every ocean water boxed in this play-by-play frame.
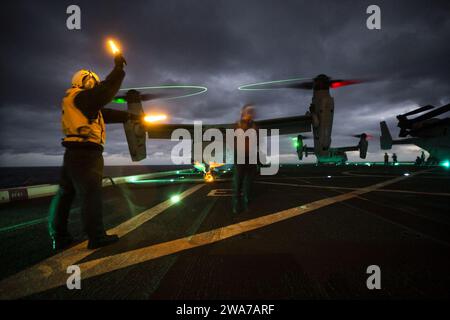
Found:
[0,165,192,189]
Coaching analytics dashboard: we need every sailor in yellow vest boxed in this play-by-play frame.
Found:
[49,53,140,250]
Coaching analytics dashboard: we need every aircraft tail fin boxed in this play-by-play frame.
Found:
[380,121,393,150]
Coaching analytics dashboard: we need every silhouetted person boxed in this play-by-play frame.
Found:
[232,104,258,214]
[420,151,426,164]
[415,156,422,166]
[384,152,389,166]
[392,153,398,164]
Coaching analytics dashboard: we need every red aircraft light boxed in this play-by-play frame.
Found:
[330,80,362,89]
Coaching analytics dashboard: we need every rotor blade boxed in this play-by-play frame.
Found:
[351,133,372,140]
[284,81,314,90]
[401,105,434,117]
[252,80,314,90]
[140,92,172,101]
[330,79,364,89]
[407,103,450,123]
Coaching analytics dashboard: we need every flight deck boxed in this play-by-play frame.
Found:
[0,164,449,299]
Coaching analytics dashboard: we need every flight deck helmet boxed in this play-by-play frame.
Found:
[241,103,255,121]
[71,69,100,89]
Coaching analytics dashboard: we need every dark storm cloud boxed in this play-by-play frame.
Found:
[1,0,449,165]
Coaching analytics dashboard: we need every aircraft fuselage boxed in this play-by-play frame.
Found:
[316,149,347,164]
[310,88,334,157]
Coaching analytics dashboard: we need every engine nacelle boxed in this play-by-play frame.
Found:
[296,134,304,160]
[358,133,368,159]
[296,135,310,160]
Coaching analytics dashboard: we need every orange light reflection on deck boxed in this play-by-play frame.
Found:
[204,172,214,182]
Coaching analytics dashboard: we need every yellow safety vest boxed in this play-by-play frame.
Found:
[61,88,106,146]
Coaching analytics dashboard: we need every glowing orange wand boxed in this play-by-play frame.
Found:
[108,39,120,55]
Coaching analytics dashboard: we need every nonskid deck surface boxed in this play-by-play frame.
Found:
[0,165,449,299]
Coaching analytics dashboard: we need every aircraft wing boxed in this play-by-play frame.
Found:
[147,123,233,139]
[334,146,359,153]
[146,115,312,139]
[255,115,312,135]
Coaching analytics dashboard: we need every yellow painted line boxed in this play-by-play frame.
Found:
[207,189,233,197]
[11,170,421,295]
[0,184,204,300]
[258,181,450,197]
[72,173,417,280]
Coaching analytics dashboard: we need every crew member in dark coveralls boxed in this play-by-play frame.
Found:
[384,152,389,165]
[49,52,141,250]
[233,104,259,214]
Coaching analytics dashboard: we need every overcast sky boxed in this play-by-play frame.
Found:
[1,0,449,166]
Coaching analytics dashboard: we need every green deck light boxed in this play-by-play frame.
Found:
[441,160,450,168]
[194,162,206,173]
[113,97,127,104]
[170,195,181,203]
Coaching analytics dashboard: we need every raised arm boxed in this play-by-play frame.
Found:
[74,55,126,120]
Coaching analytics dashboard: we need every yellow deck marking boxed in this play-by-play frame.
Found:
[71,173,421,281]
[0,184,204,299]
[207,189,233,197]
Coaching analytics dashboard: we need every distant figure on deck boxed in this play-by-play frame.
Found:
[420,151,426,164]
[384,152,389,166]
[392,153,398,164]
[232,104,259,214]
[415,156,422,166]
